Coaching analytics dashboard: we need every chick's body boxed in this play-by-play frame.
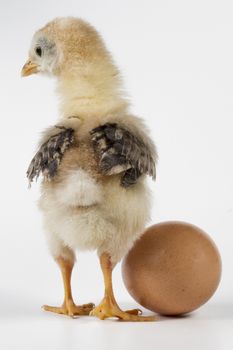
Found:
[39,114,151,264]
[23,17,157,321]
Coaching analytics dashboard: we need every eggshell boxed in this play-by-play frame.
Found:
[122,221,221,315]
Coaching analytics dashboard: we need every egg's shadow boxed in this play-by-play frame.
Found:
[154,302,233,321]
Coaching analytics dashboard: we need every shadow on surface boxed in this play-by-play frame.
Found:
[158,303,233,321]
[0,294,232,322]
[120,301,233,322]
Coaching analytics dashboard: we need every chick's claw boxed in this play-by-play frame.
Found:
[124,308,142,315]
[90,296,156,322]
[43,301,95,317]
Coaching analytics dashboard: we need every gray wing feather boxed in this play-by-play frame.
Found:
[90,123,156,187]
[27,127,74,186]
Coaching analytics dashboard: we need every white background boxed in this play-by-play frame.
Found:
[0,0,233,349]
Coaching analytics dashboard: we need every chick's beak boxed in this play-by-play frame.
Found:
[21,59,39,77]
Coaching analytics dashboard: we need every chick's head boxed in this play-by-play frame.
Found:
[21,17,113,78]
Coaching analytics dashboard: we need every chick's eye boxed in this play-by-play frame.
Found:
[35,46,42,57]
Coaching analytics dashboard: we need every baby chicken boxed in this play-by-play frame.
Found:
[22,17,157,321]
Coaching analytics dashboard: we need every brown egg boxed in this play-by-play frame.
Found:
[122,221,221,316]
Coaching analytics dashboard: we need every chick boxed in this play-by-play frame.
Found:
[22,17,157,321]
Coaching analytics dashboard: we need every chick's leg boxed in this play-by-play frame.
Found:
[90,253,155,321]
[43,257,94,317]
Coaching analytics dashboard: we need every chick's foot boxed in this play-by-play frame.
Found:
[90,296,155,321]
[43,300,95,317]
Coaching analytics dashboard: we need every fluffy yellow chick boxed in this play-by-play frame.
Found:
[22,17,157,321]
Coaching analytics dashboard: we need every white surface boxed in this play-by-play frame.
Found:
[0,0,233,349]
[0,298,233,350]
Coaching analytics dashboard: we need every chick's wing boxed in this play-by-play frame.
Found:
[90,123,156,187]
[27,127,74,185]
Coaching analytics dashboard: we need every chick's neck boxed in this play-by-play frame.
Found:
[56,69,129,121]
